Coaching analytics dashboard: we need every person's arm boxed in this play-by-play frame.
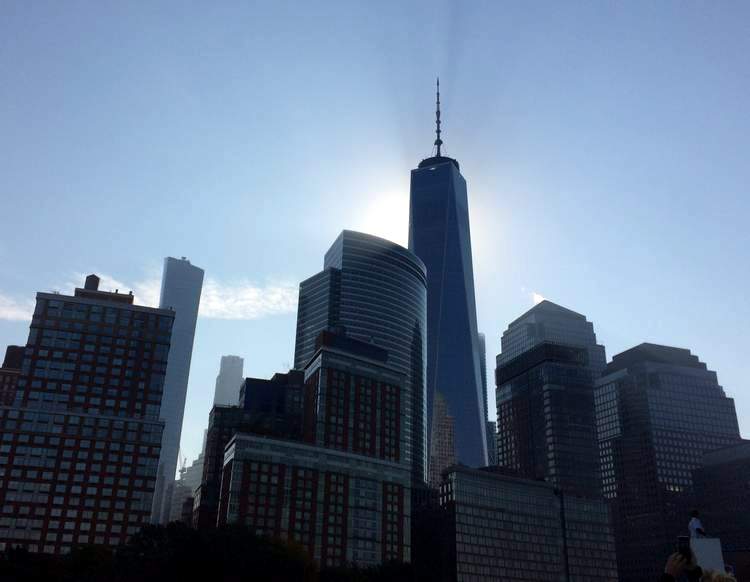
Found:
[695,518,706,536]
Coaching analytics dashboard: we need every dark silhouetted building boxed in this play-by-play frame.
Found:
[193,371,303,529]
[495,301,605,498]
[0,346,23,406]
[595,343,741,581]
[294,230,427,484]
[694,440,750,580]
[408,84,486,470]
[240,370,304,438]
[213,355,244,406]
[0,276,173,554]
[152,257,203,524]
[437,465,617,581]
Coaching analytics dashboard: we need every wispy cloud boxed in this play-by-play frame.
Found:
[532,291,546,305]
[0,293,34,321]
[77,272,298,320]
[0,272,298,323]
[199,278,297,319]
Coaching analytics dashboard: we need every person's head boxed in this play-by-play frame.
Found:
[691,509,700,518]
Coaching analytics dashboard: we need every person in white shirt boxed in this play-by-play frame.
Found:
[688,509,706,538]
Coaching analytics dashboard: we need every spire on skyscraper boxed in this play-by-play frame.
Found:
[434,77,443,156]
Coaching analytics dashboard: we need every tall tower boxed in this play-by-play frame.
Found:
[408,80,487,469]
[294,230,428,484]
[495,300,605,498]
[151,257,204,523]
[213,355,244,406]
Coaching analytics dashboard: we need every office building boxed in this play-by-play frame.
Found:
[0,275,173,554]
[408,82,486,468]
[595,343,741,581]
[693,440,750,579]
[495,302,605,498]
[496,300,606,371]
[0,346,23,406]
[151,257,204,524]
[213,355,244,406]
[294,230,427,483]
[437,466,617,582]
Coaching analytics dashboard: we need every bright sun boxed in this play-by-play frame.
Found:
[355,192,409,247]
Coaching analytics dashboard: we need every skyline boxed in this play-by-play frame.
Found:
[1,2,749,468]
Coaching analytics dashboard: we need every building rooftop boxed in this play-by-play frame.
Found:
[607,343,708,374]
[507,299,586,329]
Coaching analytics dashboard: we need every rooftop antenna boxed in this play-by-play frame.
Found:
[434,77,443,157]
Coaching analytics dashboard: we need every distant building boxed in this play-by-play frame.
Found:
[408,87,487,469]
[428,393,456,488]
[693,441,750,579]
[437,466,617,582]
[151,257,204,524]
[193,371,304,529]
[213,355,244,406]
[0,346,23,405]
[595,343,741,581]
[478,333,497,466]
[294,230,427,484]
[239,370,304,439]
[495,301,605,498]
[485,421,497,466]
[0,275,173,554]
[168,433,207,523]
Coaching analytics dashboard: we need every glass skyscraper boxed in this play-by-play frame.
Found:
[151,257,204,524]
[595,343,741,581]
[495,301,606,498]
[408,123,486,470]
[294,230,428,484]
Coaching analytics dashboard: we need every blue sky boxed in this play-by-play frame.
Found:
[1,2,749,467]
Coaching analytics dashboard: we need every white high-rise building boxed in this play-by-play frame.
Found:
[213,355,244,406]
[151,257,204,524]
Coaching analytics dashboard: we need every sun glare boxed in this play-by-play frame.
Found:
[355,191,409,247]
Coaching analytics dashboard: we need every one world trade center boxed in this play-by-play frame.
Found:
[408,80,487,481]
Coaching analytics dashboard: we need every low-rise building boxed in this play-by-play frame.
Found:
[220,434,410,567]
[437,466,617,582]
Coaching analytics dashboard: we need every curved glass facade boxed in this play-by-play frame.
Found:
[294,231,428,484]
